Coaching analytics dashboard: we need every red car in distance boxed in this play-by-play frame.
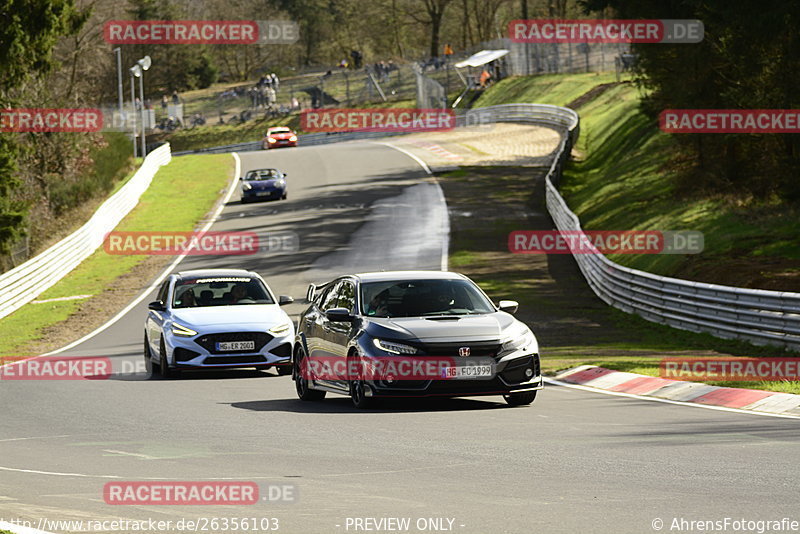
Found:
[263,126,298,149]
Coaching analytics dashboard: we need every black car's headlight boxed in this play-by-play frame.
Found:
[373,339,419,355]
[242,182,252,191]
[498,329,536,357]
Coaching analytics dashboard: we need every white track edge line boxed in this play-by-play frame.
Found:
[544,377,800,420]
[373,141,448,271]
[0,153,242,362]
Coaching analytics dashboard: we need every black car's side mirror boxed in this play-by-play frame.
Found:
[148,300,166,311]
[278,295,294,306]
[498,300,519,314]
[326,307,353,322]
[238,176,244,181]
[306,284,316,302]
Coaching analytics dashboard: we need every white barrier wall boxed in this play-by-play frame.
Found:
[0,143,172,319]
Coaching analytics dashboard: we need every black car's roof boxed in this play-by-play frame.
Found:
[349,271,468,283]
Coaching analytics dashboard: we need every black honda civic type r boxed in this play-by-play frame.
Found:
[292,270,543,408]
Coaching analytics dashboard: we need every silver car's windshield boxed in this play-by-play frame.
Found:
[173,277,274,308]
[360,279,495,318]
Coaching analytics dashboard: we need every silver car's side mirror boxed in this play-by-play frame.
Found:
[498,300,519,314]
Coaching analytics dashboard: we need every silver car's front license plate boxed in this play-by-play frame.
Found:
[216,341,255,352]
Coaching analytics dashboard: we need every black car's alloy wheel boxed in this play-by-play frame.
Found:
[294,347,325,401]
[348,354,374,409]
[504,390,537,406]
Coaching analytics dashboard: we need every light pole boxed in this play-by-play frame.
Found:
[129,65,140,158]
[136,56,151,157]
[113,48,123,124]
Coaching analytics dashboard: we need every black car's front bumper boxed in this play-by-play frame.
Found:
[363,353,543,398]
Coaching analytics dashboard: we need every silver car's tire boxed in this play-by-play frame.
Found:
[144,334,157,378]
[159,339,178,379]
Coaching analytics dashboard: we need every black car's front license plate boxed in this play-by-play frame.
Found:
[441,359,496,380]
[216,341,255,352]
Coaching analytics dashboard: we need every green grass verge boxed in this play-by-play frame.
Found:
[446,71,800,392]
[0,153,234,356]
[439,165,800,394]
[561,83,800,287]
[473,72,625,108]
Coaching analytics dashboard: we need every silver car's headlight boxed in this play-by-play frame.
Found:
[498,328,536,357]
[373,339,418,355]
[171,322,198,337]
[269,322,291,335]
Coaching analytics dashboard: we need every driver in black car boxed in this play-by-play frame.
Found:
[366,289,390,316]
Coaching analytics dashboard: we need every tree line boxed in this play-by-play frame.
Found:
[1,0,798,266]
[583,0,800,201]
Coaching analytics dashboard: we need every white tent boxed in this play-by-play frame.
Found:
[454,49,510,69]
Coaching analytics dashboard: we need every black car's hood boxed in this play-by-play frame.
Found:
[365,312,518,343]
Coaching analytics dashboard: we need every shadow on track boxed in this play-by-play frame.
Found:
[227,396,513,414]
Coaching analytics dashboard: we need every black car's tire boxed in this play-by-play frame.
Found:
[144,334,157,378]
[348,354,374,409]
[240,197,249,204]
[159,339,178,379]
[294,347,325,401]
[281,192,287,200]
[504,390,537,406]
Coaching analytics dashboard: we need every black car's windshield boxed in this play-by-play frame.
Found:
[173,277,274,308]
[360,279,495,318]
[244,169,281,181]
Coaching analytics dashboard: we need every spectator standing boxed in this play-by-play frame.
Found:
[479,68,492,88]
[271,73,279,91]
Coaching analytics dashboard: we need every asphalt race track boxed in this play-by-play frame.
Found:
[1,140,799,534]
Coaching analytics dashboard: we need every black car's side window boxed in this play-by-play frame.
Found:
[320,282,341,311]
[156,279,170,304]
[336,281,356,313]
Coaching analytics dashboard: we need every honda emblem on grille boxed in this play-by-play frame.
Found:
[458,347,471,357]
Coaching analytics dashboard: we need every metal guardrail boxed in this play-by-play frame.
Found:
[524,105,800,351]
[0,144,172,320]
[175,103,800,351]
